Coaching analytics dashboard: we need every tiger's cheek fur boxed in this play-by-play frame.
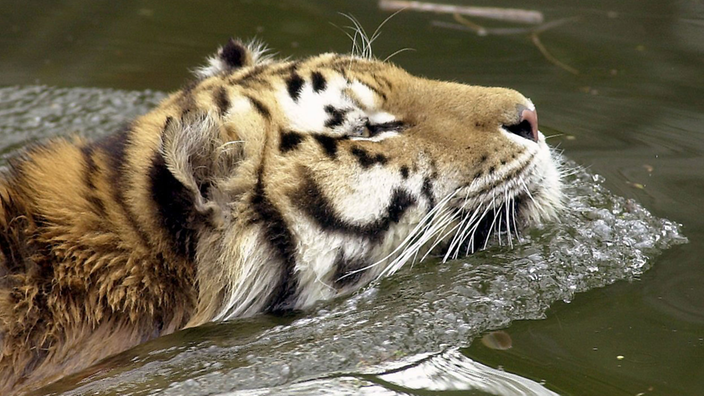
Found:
[192,60,562,321]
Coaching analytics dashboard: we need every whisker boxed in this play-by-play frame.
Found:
[446,202,485,261]
[343,189,459,280]
[385,208,456,276]
[420,211,463,263]
[520,179,549,219]
[372,6,405,43]
[506,193,514,247]
[383,47,415,62]
[496,202,504,246]
[465,202,494,255]
[385,190,461,274]
[511,196,520,240]
[329,22,358,54]
[544,133,564,140]
[347,14,371,58]
[444,206,475,261]
[483,195,501,250]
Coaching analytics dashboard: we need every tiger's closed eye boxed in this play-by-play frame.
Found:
[351,120,406,139]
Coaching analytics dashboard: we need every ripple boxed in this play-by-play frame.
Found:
[378,350,557,395]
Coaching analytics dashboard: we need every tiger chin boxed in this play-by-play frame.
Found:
[0,38,563,394]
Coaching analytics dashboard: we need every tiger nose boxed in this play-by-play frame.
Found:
[506,106,539,142]
[521,107,538,142]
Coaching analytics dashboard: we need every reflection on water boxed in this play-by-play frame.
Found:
[214,351,557,396]
[481,330,513,350]
[378,350,558,395]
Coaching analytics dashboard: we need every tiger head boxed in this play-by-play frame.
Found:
[154,39,564,323]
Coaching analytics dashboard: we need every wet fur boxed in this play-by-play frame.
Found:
[0,39,563,394]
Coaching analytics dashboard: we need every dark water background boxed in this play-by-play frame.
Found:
[1,1,702,395]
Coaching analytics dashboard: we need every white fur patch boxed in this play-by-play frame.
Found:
[348,79,378,109]
[330,167,402,223]
[277,75,350,133]
[349,131,400,142]
[290,200,429,309]
[228,96,253,115]
[368,111,396,124]
[277,75,399,140]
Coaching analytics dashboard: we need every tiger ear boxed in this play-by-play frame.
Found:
[194,38,271,79]
[159,111,243,227]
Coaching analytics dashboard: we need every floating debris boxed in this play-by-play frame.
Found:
[481,330,513,350]
[379,1,580,75]
[626,181,646,190]
[379,0,544,24]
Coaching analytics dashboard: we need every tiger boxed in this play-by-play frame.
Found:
[0,38,563,394]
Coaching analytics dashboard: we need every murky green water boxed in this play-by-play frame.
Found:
[2,1,702,395]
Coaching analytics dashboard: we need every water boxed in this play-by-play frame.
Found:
[1,1,702,395]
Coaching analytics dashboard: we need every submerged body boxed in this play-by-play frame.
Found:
[0,40,563,394]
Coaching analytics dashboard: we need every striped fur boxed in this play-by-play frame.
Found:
[0,39,563,394]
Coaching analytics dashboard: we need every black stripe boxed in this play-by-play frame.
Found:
[246,95,271,119]
[279,131,305,153]
[292,170,416,243]
[178,80,198,112]
[81,145,98,190]
[0,194,55,318]
[251,169,299,314]
[238,77,273,90]
[400,165,410,179]
[93,125,151,246]
[350,147,387,169]
[214,86,230,115]
[373,74,393,90]
[313,134,339,159]
[86,195,107,217]
[421,177,436,210]
[324,105,348,128]
[81,145,107,217]
[148,151,198,260]
[286,72,305,101]
[366,120,405,137]
[311,71,327,92]
[0,194,38,275]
